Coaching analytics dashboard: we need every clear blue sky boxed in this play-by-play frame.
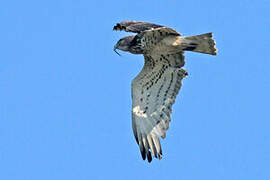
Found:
[1,1,269,179]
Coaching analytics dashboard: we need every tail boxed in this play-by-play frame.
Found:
[182,33,217,55]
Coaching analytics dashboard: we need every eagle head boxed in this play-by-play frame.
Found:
[114,36,135,55]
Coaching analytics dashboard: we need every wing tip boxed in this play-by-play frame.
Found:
[113,23,123,31]
[138,134,163,163]
[147,151,152,163]
[113,21,137,31]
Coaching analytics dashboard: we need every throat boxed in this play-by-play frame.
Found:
[129,45,144,54]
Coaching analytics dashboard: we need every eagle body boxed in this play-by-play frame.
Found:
[113,21,217,162]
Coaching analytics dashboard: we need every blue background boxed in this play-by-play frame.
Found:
[1,1,269,179]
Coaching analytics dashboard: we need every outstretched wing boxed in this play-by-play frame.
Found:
[113,21,164,33]
[131,53,187,162]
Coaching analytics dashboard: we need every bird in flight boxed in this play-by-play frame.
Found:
[113,21,217,162]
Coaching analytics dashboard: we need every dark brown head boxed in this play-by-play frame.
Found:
[114,36,135,55]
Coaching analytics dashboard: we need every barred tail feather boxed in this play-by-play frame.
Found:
[183,33,217,55]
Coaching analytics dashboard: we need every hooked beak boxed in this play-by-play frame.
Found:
[114,45,121,56]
